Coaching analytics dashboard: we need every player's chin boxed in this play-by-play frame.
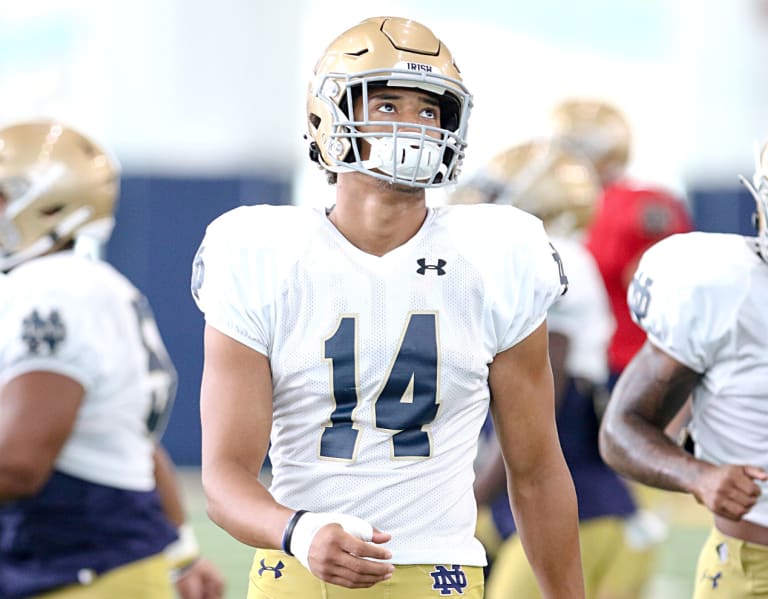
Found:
[379,179,424,195]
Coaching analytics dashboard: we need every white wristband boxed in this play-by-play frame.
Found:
[289,512,374,570]
[164,523,201,570]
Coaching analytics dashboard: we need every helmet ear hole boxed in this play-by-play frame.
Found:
[308,142,321,164]
[439,94,460,132]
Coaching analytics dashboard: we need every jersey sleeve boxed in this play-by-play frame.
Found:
[495,214,567,352]
[191,207,274,356]
[627,234,736,373]
[0,285,104,388]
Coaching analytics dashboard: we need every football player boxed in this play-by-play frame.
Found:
[459,140,660,598]
[552,99,693,587]
[0,120,224,599]
[599,142,768,598]
[192,16,584,599]
[551,98,693,386]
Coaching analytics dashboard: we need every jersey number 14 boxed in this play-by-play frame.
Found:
[320,313,439,461]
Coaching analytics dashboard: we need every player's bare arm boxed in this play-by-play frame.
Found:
[600,341,702,491]
[200,325,393,588]
[0,372,82,500]
[600,341,767,520]
[200,325,297,547]
[475,330,570,507]
[489,321,584,599]
[154,445,226,599]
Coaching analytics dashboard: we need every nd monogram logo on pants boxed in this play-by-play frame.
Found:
[430,564,467,595]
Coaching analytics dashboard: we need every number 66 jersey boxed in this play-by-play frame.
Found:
[192,203,566,566]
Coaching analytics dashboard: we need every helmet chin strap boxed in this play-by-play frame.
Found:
[0,236,53,271]
[74,217,115,260]
[361,135,445,182]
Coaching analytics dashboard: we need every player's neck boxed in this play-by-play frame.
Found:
[331,173,428,256]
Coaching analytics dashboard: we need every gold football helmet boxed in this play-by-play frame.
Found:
[449,139,600,237]
[0,120,119,271]
[306,16,473,188]
[739,141,768,261]
[550,98,631,185]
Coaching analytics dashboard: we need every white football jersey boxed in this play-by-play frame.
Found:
[547,235,613,385]
[193,203,565,565]
[629,232,768,527]
[0,252,177,491]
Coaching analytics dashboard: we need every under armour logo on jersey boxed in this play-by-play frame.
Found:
[257,558,285,579]
[628,272,653,321]
[430,565,467,595]
[417,258,447,276]
[21,309,66,355]
[701,570,722,589]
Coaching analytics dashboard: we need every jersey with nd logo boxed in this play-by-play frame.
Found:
[0,252,177,490]
[0,251,179,597]
[193,203,566,566]
[628,232,768,527]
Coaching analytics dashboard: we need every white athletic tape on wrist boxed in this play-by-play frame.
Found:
[290,512,374,570]
[164,523,201,570]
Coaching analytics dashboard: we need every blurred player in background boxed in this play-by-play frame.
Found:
[0,120,224,599]
[551,99,693,388]
[455,140,657,598]
[600,142,768,598]
[192,15,584,599]
[552,98,692,579]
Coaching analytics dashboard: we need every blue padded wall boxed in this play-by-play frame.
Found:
[107,175,291,465]
[689,185,756,235]
[101,176,754,466]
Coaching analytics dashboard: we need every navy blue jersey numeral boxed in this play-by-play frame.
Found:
[320,313,439,461]
[131,296,178,438]
[374,313,439,457]
[320,317,361,460]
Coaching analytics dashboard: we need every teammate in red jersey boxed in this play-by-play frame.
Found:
[551,99,693,385]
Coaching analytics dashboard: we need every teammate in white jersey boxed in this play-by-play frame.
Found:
[600,142,768,598]
[0,120,224,599]
[192,15,584,599]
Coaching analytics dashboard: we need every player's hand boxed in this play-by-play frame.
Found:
[175,557,226,599]
[307,524,394,589]
[692,463,767,521]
